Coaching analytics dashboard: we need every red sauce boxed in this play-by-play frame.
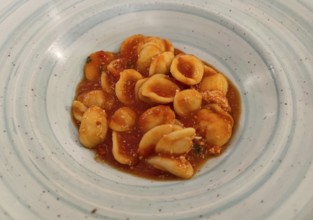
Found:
[177,57,194,78]
[122,79,137,103]
[72,39,241,181]
[120,35,145,65]
[150,83,177,98]
[76,80,102,95]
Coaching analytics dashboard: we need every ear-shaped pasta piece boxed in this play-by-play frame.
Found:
[101,71,114,94]
[203,64,219,77]
[138,124,182,157]
[138,74,180,104]
[77,89,114,110]
[72,100,87,122]
[146,156,194,179]
[195,106,233,146]
[134,78,149,102]
[142,37,174,53]
[207,104,234,127]
[170,54,204,85]
[200,72,229,95]
[163,39,174,53]
[112,131,136,165]
[149,51,175,75]
[79,106,108,148]
[173,89,202,116]
[107,58,128,78]
[155,128,195,155]
[84,62,99,82]
[84,51,115,81]
[115,69,143,105]
[138,37,166,52]
[109,107,137,132]
[120,34,146,63]
[138,105,176,133]
[201,90,231,112]
[136,44,163,74]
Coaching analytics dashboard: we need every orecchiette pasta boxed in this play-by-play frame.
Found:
[195,105,233,146]
[138,124,182,157]
[107,58,127,78]
[203,64,218,76]
[170,54,204,85]
[209,104,234,127]
[101,71,114,94]
[155,128,196,155]
[149,51,175,75]
[138,105,176,133]
[79,106,108,148]
[120,34,145,63]
[146,156,194,179]
[136,44,163,74]
[112,131,136,165]
[138,36,169,53]
[72,34,240,180]
[72,100,87,122]
[173,89,202,116]
[138,74,180,104]
[115,69,143,105]
[163,39,175,53]
[84,51,115,81]
[77,89,114,110]
[200,71,229,95]
[134,78,149,102]
[109,107,136,132]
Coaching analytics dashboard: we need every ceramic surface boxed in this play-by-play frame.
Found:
[1,0,313,219]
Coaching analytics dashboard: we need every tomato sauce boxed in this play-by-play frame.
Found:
[177,57,194,78]
[72,45,241,181]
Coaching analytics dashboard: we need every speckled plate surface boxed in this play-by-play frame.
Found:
[1,0,313,219]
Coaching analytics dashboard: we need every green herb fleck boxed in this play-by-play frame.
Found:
[193,143,201,154]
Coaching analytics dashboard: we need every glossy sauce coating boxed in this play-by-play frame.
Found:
[72,36,241,180]
[177,57,194,78]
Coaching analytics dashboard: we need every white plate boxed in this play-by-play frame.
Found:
[1,0,313,219]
